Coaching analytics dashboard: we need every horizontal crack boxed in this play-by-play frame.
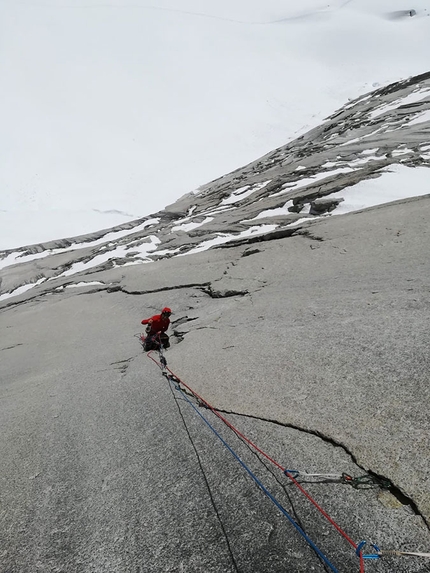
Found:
[0,282,211,310]
[201,286,248,298]
[108,282,211,295]
[295,229,325,242]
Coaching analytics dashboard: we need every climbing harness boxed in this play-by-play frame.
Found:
[136,332,168,366]
[139,339,430,570]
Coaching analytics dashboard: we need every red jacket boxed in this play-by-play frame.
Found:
[141,314,170,334]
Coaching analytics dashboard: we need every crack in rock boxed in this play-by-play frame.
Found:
[202,285,249,299]
[1,343,24,351]
[110,357,134,374]
[172,330,186,343]
[172,316,199,327]
[108,283,211,296]
[215,408,429,529]
[295,229,325,242]
[241,248,262,258]
[218,227,300,249]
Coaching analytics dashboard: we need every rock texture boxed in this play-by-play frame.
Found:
[1,73,430,572]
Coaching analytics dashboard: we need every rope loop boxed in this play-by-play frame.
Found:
[284,469,300,478]
[356,541,380,560]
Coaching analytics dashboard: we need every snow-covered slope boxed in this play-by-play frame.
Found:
[1,72,429,304]
[1,0,429,249]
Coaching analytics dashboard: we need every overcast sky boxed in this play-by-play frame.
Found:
[1,0,429,249]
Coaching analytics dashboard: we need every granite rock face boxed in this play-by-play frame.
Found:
[1,73,430,572]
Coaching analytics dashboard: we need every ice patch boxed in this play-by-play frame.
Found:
[171,217,214,232]
[250,200,294,220]
[369,88,430,120]
[0,218,160,271]
[329,165,430,214]
[65,281,105,288]
[55,235,160,279]
[221,181,271,205]
[408,110,430,126]
[349,155,387,166]
[271,168,355,196]
[183,224,278,256]
[0,278,45,302]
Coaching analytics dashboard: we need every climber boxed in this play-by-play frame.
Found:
[141,307,172,351]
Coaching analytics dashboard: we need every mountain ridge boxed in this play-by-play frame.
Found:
[1,71,430,307]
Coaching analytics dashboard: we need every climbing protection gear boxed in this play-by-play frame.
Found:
[139,342,430,570]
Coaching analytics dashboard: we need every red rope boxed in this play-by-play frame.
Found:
[147,350,366,572]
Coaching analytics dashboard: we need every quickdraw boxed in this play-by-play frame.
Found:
[284,470,391,490]
[140,339,430,570]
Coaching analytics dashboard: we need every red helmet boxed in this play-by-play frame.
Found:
[162,307,172,314]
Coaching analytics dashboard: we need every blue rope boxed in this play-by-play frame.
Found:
[169,377,339,573]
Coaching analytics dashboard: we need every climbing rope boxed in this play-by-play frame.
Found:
[166,372,341,573]
[143,345,366,572]
[141,341,430,569]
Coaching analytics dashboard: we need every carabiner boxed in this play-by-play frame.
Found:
[356,541,380,560]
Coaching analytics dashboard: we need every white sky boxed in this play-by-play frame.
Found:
[1,0,430,249]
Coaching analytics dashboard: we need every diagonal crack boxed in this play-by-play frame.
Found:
[1,343,24,351]
[214,408,430,531]
[217,227,301,249]
[107,283,211,295]
[0,282,212,310]
[295,229,325,242]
